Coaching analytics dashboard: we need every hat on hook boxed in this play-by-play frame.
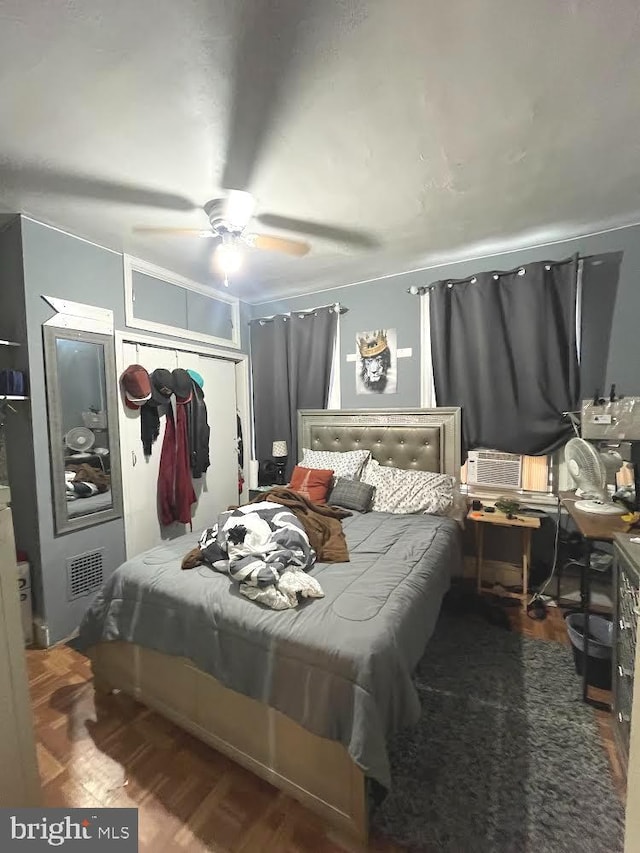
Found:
[187,369,204,389]
[172,368,193,404]
[148,368,175,406]
[120,364,152,410]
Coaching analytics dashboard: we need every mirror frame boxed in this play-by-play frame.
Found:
[43,326,123,535]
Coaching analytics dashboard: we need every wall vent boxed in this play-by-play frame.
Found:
[67,549,104,601]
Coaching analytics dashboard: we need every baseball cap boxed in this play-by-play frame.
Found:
[187,369,204,389]
[172,368,193,404]
[120,364,152,410]
[149,368,175,406]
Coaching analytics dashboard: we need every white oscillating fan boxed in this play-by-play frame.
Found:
[564,437,623,515]
[64,427,95,455]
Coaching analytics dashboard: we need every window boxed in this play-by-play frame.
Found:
[420,259,586,500]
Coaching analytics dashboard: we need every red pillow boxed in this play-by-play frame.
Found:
[289,466,333,504]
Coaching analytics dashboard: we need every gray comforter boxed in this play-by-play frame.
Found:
[79,511,461,788]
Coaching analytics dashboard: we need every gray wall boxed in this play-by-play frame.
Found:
[0,218,44,617]
[19,219,128,644]
[254,223,640,407]
[10,217,251,644]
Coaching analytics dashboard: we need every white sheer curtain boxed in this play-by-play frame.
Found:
[420,290,436,407]
[327,310,341,409]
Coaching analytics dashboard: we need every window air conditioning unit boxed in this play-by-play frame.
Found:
[467,449,523,489]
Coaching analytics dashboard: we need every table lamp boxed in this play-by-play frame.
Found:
[272,440,288,485]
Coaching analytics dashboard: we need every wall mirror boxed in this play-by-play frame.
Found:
[43,326,123,535]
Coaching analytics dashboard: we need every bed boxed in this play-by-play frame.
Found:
[81,407,462,842]
[67,489,112,517]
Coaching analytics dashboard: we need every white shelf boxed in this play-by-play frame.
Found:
[0,396,29,401]
[0,340,20,347]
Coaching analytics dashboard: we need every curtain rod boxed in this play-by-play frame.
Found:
[250,301,348,323]
[406,254,595,295]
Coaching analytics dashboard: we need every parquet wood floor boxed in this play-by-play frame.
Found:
[25,603,625,852]
[26,644,395,853]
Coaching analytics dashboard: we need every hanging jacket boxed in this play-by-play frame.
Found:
[237,412,244,494]
[185,379,210,479]
[140,402,161,457]
[237,413,244,467]
[158,403,196,525]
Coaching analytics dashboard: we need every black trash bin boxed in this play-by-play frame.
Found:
[565,613,613,690]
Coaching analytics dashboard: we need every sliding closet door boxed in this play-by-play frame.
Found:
[120,342,238,558]
[120,342,174,558]
[175,351,238,534]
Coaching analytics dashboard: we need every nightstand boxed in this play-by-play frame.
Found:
[467,508,541,611]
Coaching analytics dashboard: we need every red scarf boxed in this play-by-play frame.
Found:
[158,403,196,526]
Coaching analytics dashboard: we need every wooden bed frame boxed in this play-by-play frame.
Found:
[89,407,461,843]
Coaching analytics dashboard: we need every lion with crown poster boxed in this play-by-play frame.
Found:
[355,328,397,394]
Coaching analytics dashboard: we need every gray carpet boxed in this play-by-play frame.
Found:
[372,612,624,853]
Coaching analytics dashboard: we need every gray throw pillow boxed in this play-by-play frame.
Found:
[328,478,374,512]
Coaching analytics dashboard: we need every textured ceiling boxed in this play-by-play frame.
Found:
[1,0,639,303]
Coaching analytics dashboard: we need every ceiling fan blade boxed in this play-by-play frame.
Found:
[249,233,310,257]
[255,214,379,249]
[0,162,197,211]
[132,227,213,237]
[221,1,310,192]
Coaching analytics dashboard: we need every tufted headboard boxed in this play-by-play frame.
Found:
[297,408,461,478]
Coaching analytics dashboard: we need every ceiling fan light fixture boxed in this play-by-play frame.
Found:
[214,236,243,275]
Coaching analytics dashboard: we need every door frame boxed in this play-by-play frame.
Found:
[114,330,251,558]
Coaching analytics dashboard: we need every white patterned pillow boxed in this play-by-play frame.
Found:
[361,459,455,515]
[300,448,371,481]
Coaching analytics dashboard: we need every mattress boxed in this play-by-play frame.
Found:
[79,510,462,788]
[67,489,112,517]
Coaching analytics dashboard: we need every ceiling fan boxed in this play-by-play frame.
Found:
[132,190,312,283]
[0,2,377,284]
[126,4,378,283]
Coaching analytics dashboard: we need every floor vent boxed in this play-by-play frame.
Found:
[67,549,104,600]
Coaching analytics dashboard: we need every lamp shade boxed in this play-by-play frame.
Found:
[272,440,288,458]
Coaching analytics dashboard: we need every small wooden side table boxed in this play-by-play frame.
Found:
[467,509,541,612]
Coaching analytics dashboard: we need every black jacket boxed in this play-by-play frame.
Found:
[186,380,210,478]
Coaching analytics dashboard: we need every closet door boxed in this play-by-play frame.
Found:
[176,352,239,534]
[120,342,173,557]
[120,342,238,558]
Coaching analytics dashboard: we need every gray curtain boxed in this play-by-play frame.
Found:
[251,306,338,477]
[430,258,580,456]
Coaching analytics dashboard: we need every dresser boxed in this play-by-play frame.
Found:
[0,492,41,806]
[613,535,640,775]
[612,534,640,852]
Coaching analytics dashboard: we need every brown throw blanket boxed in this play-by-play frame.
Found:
[66,463,110,493]
[248,488,351,562]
